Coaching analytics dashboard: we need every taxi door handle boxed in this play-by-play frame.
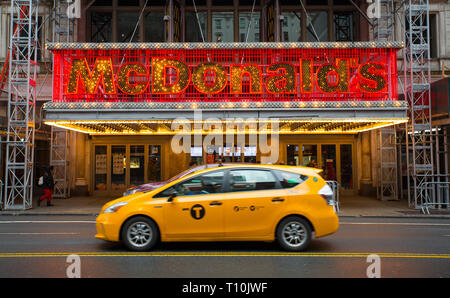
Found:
[210,201,223,206]
[272,197,285,202]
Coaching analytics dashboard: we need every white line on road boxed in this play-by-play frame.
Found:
[0,232,80,235]
[0,221,448,226]
[0,221,96,224]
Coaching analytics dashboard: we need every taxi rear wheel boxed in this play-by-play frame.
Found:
[276,216,311,252]
[121,216,159,251]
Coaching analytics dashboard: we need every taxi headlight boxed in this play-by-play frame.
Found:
[103,201,128,214]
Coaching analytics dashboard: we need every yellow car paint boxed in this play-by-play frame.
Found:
[95,164,339,247]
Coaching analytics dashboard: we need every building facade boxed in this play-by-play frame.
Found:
[0,0,449,204]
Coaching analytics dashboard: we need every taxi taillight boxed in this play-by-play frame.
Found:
[318,184,335,206]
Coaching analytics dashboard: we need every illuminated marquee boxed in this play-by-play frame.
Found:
[49,42,401,103]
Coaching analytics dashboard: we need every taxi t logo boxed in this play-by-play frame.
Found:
[190,204,205,220]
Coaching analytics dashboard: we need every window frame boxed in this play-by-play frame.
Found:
[223,168,283,194]
[153,168,227,198]
[272,169,309,189]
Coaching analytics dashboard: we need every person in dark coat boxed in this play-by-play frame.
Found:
[38,166,55,207]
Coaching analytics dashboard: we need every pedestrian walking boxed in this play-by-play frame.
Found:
[38,166,55,207]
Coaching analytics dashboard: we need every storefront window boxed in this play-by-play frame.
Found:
[145,11,165,42]
[94,146,107,191]
[212,12,234,42]
[244,146,257,163]
[185,11,207,42]
[117,12,140,42]
[286,144,299,166]
[130,145,145,186]
[222,144,234,162]
[302,145,317,168]
[281,12,301,42]
[190,146,203,166]
[148,145,161,182]
[321,145,336,181]
[234,146,242,162]
[239,12,260,42]
[306,11,328,42]
[340,144,353,189]
[111,145,126,191]
[206,145,220,164]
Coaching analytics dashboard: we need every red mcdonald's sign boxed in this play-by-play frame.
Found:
[49,42,401,103]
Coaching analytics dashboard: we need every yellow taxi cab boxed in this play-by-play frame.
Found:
[95,164,339,252]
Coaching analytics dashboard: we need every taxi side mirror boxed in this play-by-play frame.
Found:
[167,191,178,202]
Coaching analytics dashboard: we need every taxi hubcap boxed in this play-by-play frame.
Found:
[127,222,152,247]
[282,222,307,247]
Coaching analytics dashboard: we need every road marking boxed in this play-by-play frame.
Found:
[0,221,96,224]
[0,252,449,259]
[1,221,448,226]
[0,233,80,235]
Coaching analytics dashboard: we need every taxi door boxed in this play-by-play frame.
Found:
[223,169,286,238]
[161,170,226,239]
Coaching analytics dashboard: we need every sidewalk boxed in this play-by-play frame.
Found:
[0,194,449,218]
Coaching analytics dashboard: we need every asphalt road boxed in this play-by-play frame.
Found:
[0,215,449,278]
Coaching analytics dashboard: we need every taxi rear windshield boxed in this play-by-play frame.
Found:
[274,170,308,189]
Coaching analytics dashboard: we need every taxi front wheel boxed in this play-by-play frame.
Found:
[121,216,159,251]
[276,216,312,252]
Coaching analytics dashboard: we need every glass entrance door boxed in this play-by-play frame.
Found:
[302,145,318,168]
[321,145,337,181]
[111,145,126,191]
[286,144,299,165]
[148,145,161,182]
[340,144,353,190]
[94,145,107,191]
[130,145,145,187]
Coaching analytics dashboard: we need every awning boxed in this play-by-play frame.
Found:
[43,100,408,135]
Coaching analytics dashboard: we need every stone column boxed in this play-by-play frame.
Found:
[359,131,375,196]
[71,131,89,196]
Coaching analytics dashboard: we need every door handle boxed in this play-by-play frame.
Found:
[272,197,285,202]
[210,201,223,206]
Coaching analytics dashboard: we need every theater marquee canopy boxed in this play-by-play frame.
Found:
[44,42,407,135]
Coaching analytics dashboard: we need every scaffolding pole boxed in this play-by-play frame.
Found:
[373,0,398,200]
[49,0,76,199]
[3,0,38,210]
[403,0,434,208]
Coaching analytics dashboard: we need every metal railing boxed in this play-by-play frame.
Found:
[417,181,450,214]
[326,180,340,213]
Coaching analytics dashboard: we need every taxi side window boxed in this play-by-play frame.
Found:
[228,169,278,192]
[154,170,225,198]
[274,170,308,188]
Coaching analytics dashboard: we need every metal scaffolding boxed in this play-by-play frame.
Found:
[3,0,38,210]
[49,0,76,199]
[403,0,435,208]
[373,0,399,201]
